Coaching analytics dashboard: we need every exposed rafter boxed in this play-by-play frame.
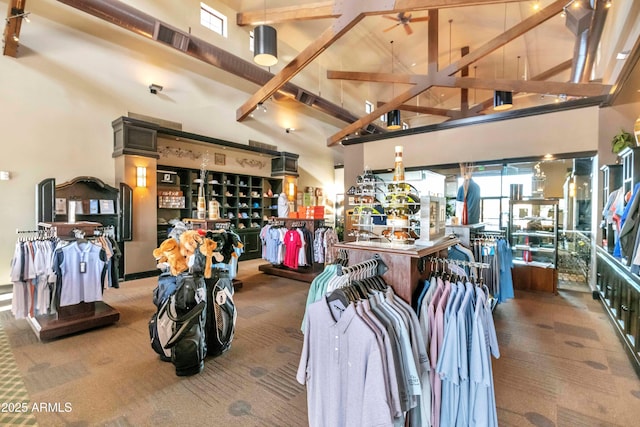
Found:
[236,0,530,122]
[3,0,26,57]
[237,0,525,26]
[377,102,465,119]
[326,0,569,145]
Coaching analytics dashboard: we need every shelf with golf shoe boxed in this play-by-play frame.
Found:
[198,172,283,231]
[157,166,284,259]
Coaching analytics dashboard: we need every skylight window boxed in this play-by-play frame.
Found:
[200,3,227,38]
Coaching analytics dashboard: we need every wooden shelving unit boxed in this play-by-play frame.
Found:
[157,165,283,260]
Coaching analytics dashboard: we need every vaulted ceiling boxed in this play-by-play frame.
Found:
[5,0,640,149]
[231,0,640,145]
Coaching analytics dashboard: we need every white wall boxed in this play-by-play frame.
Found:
[361,106,601,170]
[0,0,337,283]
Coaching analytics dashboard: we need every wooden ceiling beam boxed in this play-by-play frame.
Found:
[236,9,367,121]
[438,76,611,97]
[468,59,573,114]
[428,9,439,75]
[329,80,435,144]
[327,0,566,145]
[326,70,419,84]
[379,101,465,119]
[237,2,336,26]
[3,0,26,57]
[237,0,530,122]
[237,0,524,25]
[439,0,566,77]
[531,58,572,81]
[237,0,411,122]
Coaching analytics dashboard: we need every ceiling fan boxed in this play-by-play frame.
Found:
[382,12,430,35]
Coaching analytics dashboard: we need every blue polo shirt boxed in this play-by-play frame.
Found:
[457,178,481,224]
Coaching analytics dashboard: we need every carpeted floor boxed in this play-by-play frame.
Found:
[0,260,639,426]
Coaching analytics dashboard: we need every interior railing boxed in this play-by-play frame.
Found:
[596,246,640,375]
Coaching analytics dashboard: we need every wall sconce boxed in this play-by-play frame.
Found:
[285,127,295,133]
[287,181,296,200]
[136,166,147,188]
[149,83,163,94]
[0,171,10,181]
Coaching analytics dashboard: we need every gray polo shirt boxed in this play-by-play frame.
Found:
[297,297,393,427]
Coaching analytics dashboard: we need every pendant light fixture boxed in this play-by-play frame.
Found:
[494,4,513,111]
[387,40,401,130]
[253,0,277,67]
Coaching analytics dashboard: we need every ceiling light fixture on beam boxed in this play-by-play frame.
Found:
[6,9,31,22]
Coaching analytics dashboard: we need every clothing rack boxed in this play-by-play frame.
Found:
[19,224,120,340]
[214,222,231,230]
[427,256,490,270]
[267,218,285,226]
[471,230,506,241]
[16,227,58,241]
[338,254,388,278]
[93,225,115,237]
[259,217,328,283]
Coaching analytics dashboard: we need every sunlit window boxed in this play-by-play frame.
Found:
[201,3,227,37]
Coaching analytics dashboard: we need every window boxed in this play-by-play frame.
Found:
[365,100,374,114]
[200,3,227,37]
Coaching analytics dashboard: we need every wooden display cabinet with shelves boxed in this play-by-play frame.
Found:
[156,165,284,260]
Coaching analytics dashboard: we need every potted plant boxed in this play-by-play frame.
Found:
[611,129,635,154]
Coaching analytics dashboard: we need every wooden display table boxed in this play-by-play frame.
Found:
[27,301,120,341]
[333,236,459,304]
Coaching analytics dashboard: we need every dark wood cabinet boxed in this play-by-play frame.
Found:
[619,146,640,197]
[238,229,261,260]
[112,117,159,158]
[511,264,558,293]
[156,165,284,260]
[36,176,132,280]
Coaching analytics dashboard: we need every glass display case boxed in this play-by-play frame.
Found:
[508,199,559,268]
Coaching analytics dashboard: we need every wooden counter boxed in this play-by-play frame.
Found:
[334,236,459,304]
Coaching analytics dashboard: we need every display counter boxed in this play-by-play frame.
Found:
[333,235,459,304]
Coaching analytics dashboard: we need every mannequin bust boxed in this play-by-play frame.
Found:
[277,192,290,218]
